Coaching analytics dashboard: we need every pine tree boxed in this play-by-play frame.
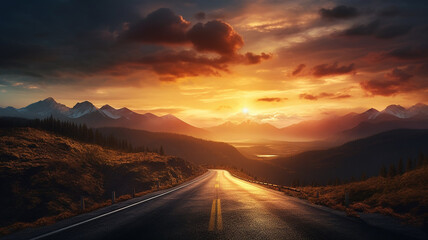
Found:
[159,145,165,155]
[379,164,387,178]
[406,158,413,172]
[388,163,397,178]
[397,158,404,175]
[417,153,425,168]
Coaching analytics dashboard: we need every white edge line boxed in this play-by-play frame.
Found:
[30,171,212,240]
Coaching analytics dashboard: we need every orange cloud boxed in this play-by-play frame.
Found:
[360,67,414,96]
[312,62,355,77]
[300,92,351,100]
[257,97,287,102]
[118,9,271,81]
[292,64,306,76]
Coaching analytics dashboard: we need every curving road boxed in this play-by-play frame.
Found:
[4,170,425,240]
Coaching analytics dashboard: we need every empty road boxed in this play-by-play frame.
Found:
[4,170,424,240]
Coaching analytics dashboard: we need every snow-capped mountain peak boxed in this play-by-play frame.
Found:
[361,108,380,119]
[19,97,70,116]
[161,114,179,120]
[381,104,408,118]
[100,105,121,119]
[407,103,428,117]
[68,101,97,118]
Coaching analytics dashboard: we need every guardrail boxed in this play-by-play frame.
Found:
[230,173,301,192]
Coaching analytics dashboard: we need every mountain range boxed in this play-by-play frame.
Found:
[207,104,428,142]
[1,98,427,142]
[0,97,209,138]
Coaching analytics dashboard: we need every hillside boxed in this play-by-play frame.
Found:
[340,119,428,142]
[271,129,428,185]
[97,127,289,183]
[0,127,204,231]
[282,166,428,227]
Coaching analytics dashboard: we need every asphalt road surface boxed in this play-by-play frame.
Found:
[4,170,426,240]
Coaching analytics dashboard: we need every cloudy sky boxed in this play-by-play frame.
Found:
[1,0,427,127]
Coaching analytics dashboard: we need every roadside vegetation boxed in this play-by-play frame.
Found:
[0,127,204,236]
[224,155,428,228]
[282,157,428,227]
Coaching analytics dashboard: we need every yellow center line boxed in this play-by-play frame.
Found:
[208,176,223,231]
[216,199,223,230]
[208,199,216,231]
[208,198,223,231]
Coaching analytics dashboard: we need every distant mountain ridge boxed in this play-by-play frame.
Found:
[207,103,428,142]
[207,120,282,142]
[1,98,427,141]
[271,129,428,185]
[0,98,209,138]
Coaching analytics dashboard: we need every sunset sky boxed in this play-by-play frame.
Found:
[1,0,427,127]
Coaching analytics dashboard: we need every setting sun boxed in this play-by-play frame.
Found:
[242,108,249,114]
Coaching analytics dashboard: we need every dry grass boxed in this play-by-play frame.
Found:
[0,127,205,236]
[281,167,428,226]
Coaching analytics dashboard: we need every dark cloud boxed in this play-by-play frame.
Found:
[300,92,351,101]
[243,52,272,64]
[122,8,190,44]
[386,67,413,82]
[187,20,244,55]
[319,5,359,20]
[194,12,206,20]
[257,97,287,102]
[292,64,306,76]
[118,13,271,80]
[360,67,414,96]
[343,20,380,36]
[312,62,355,77]
[342,20,412,39]
[378,6,401,17]
[0,4,271,83]
[386,46,428,60]
[375,25,412,39]
[111,50,229,81]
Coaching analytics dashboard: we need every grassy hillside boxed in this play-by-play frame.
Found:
[272,129,428,185]
[0,117,292,186]
[0,127,204,234]
[282,166,428,227]
[98,127,290,183]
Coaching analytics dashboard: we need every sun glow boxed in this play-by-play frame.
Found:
[242,107,249,114]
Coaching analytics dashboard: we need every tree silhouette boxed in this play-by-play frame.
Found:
[417,153,425,168]
[0,116,168,154]
[379,164,387,178]
[388,163,397,178]
[406,158,413,172]
[397,158,404,175]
